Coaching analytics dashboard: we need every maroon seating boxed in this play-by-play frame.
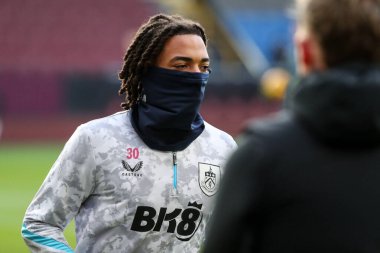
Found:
[0,0,156,72]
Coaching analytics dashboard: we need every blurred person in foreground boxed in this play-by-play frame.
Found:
[21,14,236,253]
[203,0,380,252]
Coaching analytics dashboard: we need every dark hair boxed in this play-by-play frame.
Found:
[300,0,380,67]
[118,14,207,110]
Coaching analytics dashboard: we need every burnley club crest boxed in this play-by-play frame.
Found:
[198,163,221,196]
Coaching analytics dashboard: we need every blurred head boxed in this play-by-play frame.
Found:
[294,0,380,75]
[118,14,208,110]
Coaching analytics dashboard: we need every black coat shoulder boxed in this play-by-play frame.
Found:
[238,110,314,154]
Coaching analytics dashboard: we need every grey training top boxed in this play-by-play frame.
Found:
[22,111,237,253]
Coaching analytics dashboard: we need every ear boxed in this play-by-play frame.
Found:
[300,39,313,69]
[294,29,314,75]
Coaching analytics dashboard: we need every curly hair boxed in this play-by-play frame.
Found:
[118,14,208,110]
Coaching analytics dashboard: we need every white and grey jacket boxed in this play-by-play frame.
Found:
[22,111,236,253]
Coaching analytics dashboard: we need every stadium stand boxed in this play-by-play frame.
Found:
[0,0,285,141]
[0,0,155,72]
[207,0,295,76]
[0,0,157,141]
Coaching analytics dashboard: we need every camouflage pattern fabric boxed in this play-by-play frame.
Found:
[22,111,237,253]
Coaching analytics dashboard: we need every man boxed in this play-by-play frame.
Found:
[204,0,380,252]
[22,14,236,253]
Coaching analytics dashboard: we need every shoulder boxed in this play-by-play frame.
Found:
[236,110,314,160]
[203,121,237,149]
[77,111,132,133]
[224,112,298,176]
[80,111,129,129]
[73,111,135,140]
[233,111,297,157]
[243,111,301,142]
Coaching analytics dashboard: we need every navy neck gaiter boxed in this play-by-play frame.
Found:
[130,66,209,151]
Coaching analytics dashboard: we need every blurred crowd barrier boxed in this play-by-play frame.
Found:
[0,70,281,141]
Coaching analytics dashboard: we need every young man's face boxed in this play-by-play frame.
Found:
[155,34,210,73]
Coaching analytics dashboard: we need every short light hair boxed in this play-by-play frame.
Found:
[296,0,380,67]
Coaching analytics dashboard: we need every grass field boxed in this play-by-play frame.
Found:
[0,143,76,252]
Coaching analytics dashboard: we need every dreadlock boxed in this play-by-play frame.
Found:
[118,14,208,110]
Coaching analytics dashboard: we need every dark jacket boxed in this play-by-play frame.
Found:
[203,64,380,253]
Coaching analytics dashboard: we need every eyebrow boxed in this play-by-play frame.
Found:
[170,56,210,63]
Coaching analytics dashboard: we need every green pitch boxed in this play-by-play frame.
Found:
[0,143,76,252]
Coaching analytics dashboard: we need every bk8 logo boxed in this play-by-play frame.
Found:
[130,202,203,241]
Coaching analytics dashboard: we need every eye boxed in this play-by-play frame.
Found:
[200,65,211,73]
[174,64,188,70]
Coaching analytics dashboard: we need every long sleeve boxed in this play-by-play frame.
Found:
[21,125,96,253]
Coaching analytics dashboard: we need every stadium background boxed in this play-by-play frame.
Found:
[0,0,293,251]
